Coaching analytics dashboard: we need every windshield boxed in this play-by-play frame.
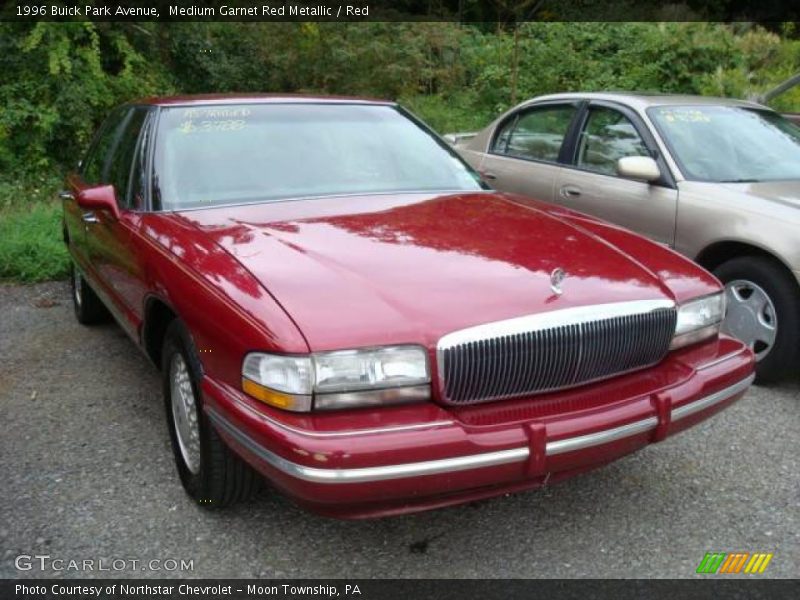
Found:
[648,105,800,182]
[153,103,485,210]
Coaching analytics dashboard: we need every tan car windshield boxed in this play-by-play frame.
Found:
[648,105,800,182]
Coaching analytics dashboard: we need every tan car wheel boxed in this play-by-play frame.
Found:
[715,256,800,384]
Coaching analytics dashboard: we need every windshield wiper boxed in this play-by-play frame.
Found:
[718,178,760,183]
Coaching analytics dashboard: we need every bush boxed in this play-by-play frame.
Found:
[2,21,798,177]
[1,21,799,282]
[0,22,172,175]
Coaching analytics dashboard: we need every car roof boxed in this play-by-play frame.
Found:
[524,91,768,111]
[131,93,395,107]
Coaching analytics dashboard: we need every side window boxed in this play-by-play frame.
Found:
[492,105,576,162]
[491,118,517,155]
[81,108,129,185]
[128,112,153,210]
[577,107,650,176]
[106,108,148,209]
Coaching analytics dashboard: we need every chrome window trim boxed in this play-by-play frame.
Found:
[159,189,490,213]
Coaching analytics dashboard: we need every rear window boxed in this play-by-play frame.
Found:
[153,103,485,210]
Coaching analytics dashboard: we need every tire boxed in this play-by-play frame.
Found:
[70,262,110,325]
[161,319,258,508]
[714,256,800,384]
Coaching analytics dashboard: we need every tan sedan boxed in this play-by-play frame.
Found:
[454,93,800,382]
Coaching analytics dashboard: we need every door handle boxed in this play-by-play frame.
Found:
[81,211,99,224]
[481,171,498,181]
[58,190,74,200]
[559,185,582,198]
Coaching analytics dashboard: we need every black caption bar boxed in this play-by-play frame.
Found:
[6,1,371,22]
[3,579,800,600]
[3,0,800,22]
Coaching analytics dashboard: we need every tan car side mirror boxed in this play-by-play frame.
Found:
[617,156,661,182]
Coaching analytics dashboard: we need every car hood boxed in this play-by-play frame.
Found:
[178,192,680,351]
[719,180,800,210]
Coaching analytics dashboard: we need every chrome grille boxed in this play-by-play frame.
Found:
[437,300,677,405]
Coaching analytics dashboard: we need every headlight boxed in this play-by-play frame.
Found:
[242,354,313,411]
[671,292,725,350]
[242,345,430,412]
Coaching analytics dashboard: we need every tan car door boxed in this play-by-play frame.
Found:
[476,103,580,203]
[554,103,678,246]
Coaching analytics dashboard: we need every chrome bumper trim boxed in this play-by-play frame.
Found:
[671,373,754,421]
[266,417,456,438]
[696,347,748,371]
[545,417,658,456]
[207,373,753,484]
[208,408,528,484]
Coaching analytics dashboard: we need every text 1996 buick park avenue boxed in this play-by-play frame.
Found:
[61,95,754,518]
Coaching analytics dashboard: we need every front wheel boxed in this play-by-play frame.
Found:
[714,256,800,384]
[161,320,258,508]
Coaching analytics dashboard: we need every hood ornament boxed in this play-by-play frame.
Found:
[550,268,566,296]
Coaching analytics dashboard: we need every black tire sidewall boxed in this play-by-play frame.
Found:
[70,262,109,325]
[161,320,212,501]
[70,263,83,322]
[714,256,800,382]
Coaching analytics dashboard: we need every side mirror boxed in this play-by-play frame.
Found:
[617,156,661,182]
[76,184,120,219]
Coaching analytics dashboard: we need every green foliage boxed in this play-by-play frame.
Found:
[1,21,798,177]
[400,91,495,134]
[1,21,799,282]
[0,22,172,174]
[0,180,69,282]
[697,25,800,109]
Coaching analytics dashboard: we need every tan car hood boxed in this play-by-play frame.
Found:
[719,180,800,210]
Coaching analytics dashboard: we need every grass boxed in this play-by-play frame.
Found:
[0,176,70,283]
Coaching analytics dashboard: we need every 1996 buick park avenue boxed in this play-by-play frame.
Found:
[62,95,754,518]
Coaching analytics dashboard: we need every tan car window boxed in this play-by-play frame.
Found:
[577,107,649,175]
[493,105,576,162]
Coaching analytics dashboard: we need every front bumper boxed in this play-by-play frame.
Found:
[203,336,754,518]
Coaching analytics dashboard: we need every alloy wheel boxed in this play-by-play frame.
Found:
[169,353,202,474]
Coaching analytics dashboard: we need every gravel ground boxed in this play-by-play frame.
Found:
[1,281,798,579]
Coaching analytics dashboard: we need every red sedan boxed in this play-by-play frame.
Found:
[62,95,754,518]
